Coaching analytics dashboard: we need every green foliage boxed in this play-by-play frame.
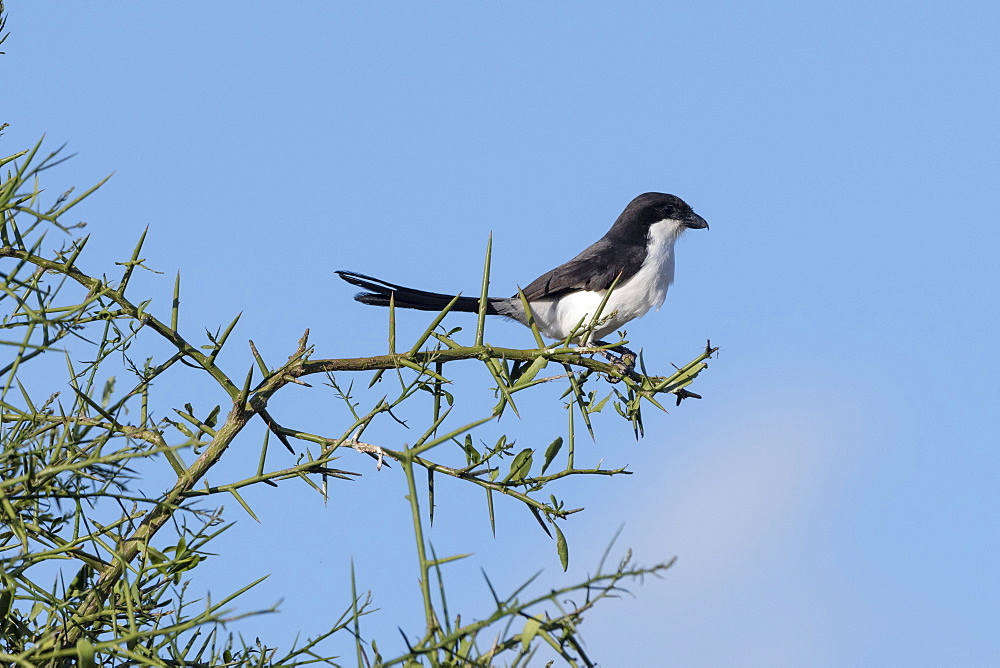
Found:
[0,129,713,666]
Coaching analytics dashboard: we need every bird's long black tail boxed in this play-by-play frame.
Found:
[337,271,503,314]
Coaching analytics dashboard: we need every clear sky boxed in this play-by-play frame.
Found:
[4,3,998,666]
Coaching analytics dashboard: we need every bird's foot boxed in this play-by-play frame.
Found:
[594,341,638,382]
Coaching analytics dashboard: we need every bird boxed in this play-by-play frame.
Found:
[337,192,707,355]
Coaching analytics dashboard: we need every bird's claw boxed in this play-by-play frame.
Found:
[594,341,637,382]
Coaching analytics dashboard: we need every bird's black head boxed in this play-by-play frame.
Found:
[610,192,709,239]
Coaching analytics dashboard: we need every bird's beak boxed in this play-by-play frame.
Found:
[684,212,709,230]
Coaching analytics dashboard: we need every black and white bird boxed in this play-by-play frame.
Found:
[337,192,707,349]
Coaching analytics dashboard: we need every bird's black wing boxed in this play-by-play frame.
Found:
[517,237,647,300]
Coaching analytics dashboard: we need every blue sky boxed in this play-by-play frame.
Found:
[4,3,998,665]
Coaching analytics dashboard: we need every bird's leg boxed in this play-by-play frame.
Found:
[594,339,638,377]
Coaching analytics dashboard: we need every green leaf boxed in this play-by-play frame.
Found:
[540,436,563,475]
[511,354,548,389]
[587,391,612,414]
[145,545,168,566]
[554,523,569,571]
[76,638,96,668]
[461,434,480,464]
[521,615,543,652]
[204,404,221,428]
[503,448,533,484]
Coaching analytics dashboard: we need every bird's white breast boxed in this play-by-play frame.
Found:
[530,219,684,341]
